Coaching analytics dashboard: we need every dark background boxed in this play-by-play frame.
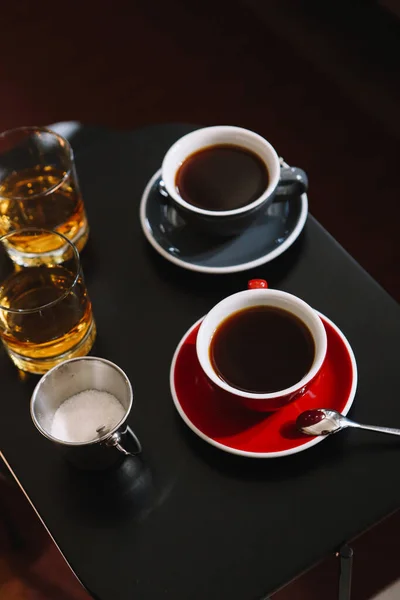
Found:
[0,2,399,599]
[0,0,399,300]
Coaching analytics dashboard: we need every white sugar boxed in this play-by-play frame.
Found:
[51,390,125,443]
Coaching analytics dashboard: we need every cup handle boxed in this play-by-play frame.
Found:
[105,427,142,457]
[274,165,308,200]
[248,279,268,289]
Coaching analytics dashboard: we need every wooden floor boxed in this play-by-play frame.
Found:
[0,1,399,599]
[0,470,90,600]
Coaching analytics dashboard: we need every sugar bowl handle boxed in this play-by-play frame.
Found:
[104,427,142,457]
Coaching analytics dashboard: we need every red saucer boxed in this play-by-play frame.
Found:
[170,313,357,457]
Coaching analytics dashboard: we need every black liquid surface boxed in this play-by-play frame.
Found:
[175,144,269,211]
[210,306,315,393]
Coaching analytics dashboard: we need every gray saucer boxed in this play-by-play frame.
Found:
[139,169,308,274]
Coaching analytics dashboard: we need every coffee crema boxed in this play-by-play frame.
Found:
[210,305,315,394]
[175,144,269,211]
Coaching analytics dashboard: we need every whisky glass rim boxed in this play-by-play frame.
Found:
[0,126,73,201]
[0,228,81,314]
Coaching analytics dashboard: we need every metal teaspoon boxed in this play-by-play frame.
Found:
[296,408,400,437]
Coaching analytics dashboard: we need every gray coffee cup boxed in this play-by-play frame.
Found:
[30,356,142,470]
[160,126,308,237]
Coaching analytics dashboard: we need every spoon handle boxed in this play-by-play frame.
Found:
[347,421,400,437]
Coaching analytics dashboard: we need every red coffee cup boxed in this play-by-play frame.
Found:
[196,280,327,412]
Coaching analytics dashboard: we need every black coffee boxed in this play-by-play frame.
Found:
[210,306,315,393]
[175,144,269,211]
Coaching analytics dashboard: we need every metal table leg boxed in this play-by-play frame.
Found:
[262,544,354,600]
[337,544,354,600]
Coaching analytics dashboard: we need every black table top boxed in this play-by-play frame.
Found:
[1,123,400,600]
